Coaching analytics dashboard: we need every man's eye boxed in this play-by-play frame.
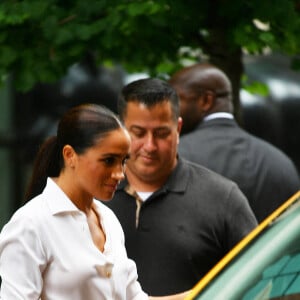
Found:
[154,130,170,138]
[130,129,145,138]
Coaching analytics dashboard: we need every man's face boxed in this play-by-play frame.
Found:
[123,101,182,189]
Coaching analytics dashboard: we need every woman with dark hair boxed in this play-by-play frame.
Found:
[0,104,189,300]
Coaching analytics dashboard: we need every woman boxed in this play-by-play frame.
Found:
[0,104,189,299]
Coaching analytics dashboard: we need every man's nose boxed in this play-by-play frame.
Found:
[143,133,157,151]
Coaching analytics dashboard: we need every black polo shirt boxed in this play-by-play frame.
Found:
[104,158,257,295]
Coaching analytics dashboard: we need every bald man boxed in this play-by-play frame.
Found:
[170,63,300,222]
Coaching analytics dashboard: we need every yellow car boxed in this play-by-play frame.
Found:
[186,190,300,300]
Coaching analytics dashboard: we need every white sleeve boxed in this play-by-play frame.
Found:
[0,216,47,299]
[126,258,148,300]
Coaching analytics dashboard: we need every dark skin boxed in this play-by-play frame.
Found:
[169,63,233,135]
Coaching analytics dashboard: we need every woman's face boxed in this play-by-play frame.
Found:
[72,127,131,201]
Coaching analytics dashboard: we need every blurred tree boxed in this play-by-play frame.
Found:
[1,0,300,116]
[2,0,300,215]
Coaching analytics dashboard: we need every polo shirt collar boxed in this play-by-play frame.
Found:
[162,157,189,193]
[117,157,189,194]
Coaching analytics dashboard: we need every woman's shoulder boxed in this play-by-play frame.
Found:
[5,194,47,227]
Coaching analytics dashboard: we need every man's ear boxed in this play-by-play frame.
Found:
[176,117,183,144]
[201,91,215,112]
[177,117,183,134]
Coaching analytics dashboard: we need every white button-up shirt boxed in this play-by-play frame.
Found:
[0,178,148,300]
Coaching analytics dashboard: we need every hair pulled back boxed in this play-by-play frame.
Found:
[24,104,122,202]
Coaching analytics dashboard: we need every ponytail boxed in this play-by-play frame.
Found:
[24,136,61,202]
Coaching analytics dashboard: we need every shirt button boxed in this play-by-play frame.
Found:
[95,262,113,278]
[105,263,113,278]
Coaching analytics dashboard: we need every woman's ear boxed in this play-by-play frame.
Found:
[62,145,76,168]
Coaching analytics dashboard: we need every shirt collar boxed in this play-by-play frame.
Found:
[43,178,81,215]
[117,157,189,195]
[204,112,234,122]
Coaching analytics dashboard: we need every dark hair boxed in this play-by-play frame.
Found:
[118,78,180,121]
[24,103,122,202]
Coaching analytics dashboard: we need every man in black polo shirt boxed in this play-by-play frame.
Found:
[104,78,257,296]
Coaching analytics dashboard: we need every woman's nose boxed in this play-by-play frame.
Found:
[112,164,125,180]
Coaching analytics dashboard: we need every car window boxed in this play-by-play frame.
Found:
[243,252,300,299]
[194,197,300,300]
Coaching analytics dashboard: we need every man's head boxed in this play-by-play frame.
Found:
[118,78,182,191]
[169,63,233,134]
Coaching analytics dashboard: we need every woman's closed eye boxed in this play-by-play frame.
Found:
[102,157,117,166]
[102,154,130,167]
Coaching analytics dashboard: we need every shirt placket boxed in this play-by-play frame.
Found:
[125,185,143,228]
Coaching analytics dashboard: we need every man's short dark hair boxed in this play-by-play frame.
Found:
[118,78,180,122]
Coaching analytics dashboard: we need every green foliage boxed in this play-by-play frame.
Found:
[242,75,270,97]
[0,0,300,91]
